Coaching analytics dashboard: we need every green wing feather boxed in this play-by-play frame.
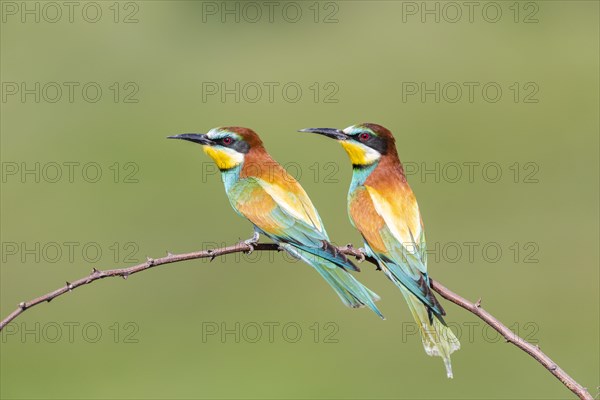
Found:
[228,177,383,317]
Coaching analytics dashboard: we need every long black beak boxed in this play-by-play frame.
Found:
[167,133,213,145]
[298,128,348,140]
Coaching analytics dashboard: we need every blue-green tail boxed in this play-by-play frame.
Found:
[380,262,459,377]
[280,243,384,319]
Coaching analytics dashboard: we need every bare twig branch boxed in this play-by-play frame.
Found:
[429,279,592,400]
[0,242,278,331]
[0,242,592,400]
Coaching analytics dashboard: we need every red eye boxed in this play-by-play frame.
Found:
[222,137,233,145]
[359,132,370,141]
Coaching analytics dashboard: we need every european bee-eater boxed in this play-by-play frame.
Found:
[168,127,383,318]
[300,123,460,378]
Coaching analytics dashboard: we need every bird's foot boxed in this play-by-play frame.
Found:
[354,247,366,263]
[242,231,260,254]
[356,247,380,270]
[342,243,363,262]
[321,240,340,257]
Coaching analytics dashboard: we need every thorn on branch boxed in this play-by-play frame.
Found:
[18,302,26,310]
[146,257,154,266]
[66,282,73,291]
[122,272,129,280]
[167,251,173,257]
[91,267,100,275]
[475,298,482,308]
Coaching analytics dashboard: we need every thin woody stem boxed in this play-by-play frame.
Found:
[0,242,592,400]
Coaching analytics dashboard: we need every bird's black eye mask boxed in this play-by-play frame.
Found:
[216,136,251,154]
[351,131,388,155]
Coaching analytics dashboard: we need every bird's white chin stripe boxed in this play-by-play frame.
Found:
[361,145,381,163]
[220,146,244,162]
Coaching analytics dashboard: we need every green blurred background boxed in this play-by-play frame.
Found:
[1,1,598,399]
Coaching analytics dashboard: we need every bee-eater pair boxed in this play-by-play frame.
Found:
[168,123,459,378]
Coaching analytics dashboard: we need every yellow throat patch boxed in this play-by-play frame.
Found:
[203,146,243,170]
[341,141,380,165]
